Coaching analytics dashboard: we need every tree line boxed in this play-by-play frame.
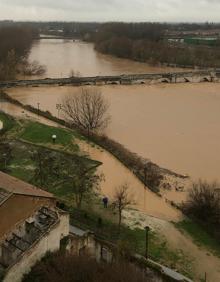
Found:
[94,22,220,68]
[0,25,41,81]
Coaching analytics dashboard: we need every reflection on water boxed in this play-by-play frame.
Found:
[28,39,185,78]
[6,83,220,182]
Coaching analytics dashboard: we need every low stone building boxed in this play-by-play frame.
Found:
[68,225,114,263]
[0,172,69,282]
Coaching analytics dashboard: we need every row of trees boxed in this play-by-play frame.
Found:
[0,25,42,81]
[94,22,220,68]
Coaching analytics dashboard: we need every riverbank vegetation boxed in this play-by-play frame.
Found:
[182,180,220,243]
[94,22,220,68]
[0,25,45,81]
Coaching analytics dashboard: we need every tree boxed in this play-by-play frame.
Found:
[112,183,134,230]
[56,157,102,209]
[62,88,111,137]
[0,25,36,81]
[182,180,220,237]
[0,141,12,171]
[31,148,58,187]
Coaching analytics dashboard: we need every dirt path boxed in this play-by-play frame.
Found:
[123,210,220,282]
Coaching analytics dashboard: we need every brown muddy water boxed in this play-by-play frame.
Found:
[28,39,185,78]
[0,101,181,222]
[6,83,220,183]
[2,39,220,216]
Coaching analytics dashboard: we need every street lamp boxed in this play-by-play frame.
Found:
[52,135,57,144]
[145,226,150,259]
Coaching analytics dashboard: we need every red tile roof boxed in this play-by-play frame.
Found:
[0,172,54,199]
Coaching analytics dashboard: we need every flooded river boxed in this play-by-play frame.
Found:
[6,83,220,182]
[2,38,220,206]
[1,101,181,221]
[28,39,185,78]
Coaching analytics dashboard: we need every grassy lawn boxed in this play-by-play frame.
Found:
[0,111,15,134]
[175,220,220,258]
[20,122,79,149]
[7,140,100,196]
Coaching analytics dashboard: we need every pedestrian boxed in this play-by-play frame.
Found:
[102,196,108,208]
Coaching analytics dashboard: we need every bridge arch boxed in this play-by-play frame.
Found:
[133,80,146,85]
[82,82,94,86]
[106,81,120,85]
[184,77,191,83]
[158,78,171,83]
[201,77,211,82]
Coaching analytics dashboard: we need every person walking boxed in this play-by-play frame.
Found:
[102,196,109,208]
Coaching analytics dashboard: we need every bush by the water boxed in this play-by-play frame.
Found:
[182,180,220,241]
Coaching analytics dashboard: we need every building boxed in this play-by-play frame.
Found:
[0,172,69,282]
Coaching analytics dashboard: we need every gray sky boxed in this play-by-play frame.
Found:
[0,0,220,22]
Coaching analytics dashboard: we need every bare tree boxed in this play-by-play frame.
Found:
[55,157,102,209]
[182,180,220,237]
[21,60,46,76]
[31,148,57,187]
[112,183,134,230]
[62,88,111,137]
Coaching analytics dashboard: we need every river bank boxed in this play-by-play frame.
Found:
[5,82,220,183]
[0,91,189,207]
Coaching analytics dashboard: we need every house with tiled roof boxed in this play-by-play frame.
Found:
[0,172,69,282]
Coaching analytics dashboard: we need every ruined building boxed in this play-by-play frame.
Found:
[0,171,69,282]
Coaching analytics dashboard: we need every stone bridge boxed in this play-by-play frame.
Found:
[0,70,220,88]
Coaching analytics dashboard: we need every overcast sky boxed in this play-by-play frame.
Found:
[0,0,220,22]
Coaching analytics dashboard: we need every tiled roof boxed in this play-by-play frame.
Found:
[0,187,12,206]
[0,171,54,200]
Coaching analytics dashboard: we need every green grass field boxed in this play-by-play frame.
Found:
[175,220,220,258]
[0,111,15,134]
[0,113,101,199]
[20,122,76,146]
